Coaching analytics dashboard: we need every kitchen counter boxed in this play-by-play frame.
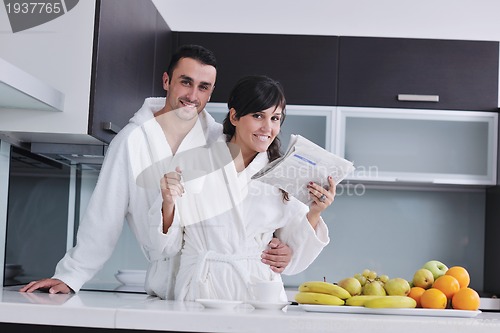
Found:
[1,286,500,333]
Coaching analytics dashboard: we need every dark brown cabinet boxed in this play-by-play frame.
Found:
[337,36,499,111]
[175,32,339,106]
[89,0,173,144]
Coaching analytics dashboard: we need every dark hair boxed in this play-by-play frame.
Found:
[167,44,217,79]
[223,75,289,201]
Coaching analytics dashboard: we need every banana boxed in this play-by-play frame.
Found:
[298,281,351,299]
[364,296,417,309]
[345,295,385,306]
[295,291,345,306]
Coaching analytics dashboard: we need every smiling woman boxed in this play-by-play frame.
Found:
[223,75,287,170]
[153,74,336,302]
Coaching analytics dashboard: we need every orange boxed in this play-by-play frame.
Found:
[445,266,470,289]
[408,286,426,308]
[451,287,480,311]
[432,275,460,299]
[420,288,447,309]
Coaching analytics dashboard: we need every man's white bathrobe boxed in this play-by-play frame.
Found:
[148,135,331,302]
[51,98,222,299]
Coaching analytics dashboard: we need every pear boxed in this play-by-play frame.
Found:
[337,277,362,296]
[384,278,411,296]
[362,280,386,296]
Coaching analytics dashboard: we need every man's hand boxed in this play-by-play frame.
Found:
[19,278,72,294]
[261,238,292,273]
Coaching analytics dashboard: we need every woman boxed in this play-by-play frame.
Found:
[154,75,335,302]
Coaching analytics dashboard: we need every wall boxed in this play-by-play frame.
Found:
[153,0,500,41]
[284,186,485,289]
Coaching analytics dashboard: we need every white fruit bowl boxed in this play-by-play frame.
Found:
[114,269,146,286]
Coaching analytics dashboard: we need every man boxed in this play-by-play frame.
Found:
[20,45,292,299]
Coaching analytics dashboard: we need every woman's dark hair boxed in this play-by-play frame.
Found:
[223,75,286,161]
[223,75,289,201]
[167,44,217,79]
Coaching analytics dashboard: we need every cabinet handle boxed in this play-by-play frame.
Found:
[397,94,439,102]
[101,122,122,134]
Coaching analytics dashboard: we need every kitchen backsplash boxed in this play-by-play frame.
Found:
[79,169,485,291]
[2,150,485,291]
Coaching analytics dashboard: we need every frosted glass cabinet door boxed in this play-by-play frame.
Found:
[205,103,333,151]
[335,107,498,185]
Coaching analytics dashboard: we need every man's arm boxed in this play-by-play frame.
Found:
[261,238,292,273]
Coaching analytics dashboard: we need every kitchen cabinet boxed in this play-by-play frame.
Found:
[0,58,64,112]
[337,36,499,111]
[176,32,339,106]
[335,107,498,185]
[0,0,173,148]
[205,103,334,151]
[89,0,172,144]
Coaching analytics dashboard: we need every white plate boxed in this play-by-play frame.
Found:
[299,304,481,318]
[195,299,243,310]
[247,301,289,310]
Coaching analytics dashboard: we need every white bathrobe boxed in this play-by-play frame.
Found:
[52,97,222,299]
[148,138,330,302]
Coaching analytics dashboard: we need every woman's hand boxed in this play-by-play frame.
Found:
[306,176,336,226]
[261,238,292,273]
[19,278,72,294]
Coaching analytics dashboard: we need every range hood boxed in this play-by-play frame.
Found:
[0,57,65,112]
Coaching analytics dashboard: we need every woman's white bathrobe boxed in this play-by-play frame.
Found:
[51,97,223,299]
[149,137,330,302]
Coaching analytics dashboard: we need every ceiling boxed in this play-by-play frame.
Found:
[152,0,500,41]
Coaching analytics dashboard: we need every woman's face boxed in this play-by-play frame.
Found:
[229,106,282,157]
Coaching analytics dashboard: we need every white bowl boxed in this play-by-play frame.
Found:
[115,269,146,286]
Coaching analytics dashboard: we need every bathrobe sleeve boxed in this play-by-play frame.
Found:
[146,192,184,259]
[274,197,330,275]
[51,130,133,293]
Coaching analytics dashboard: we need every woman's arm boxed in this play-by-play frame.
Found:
[306,176,336,229]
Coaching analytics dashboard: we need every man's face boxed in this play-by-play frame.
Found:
[163,57,216,120]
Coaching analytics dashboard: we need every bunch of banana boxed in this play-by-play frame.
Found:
[363,296,417,309]
[295,281,351,306]
[298,281,351,299]
[345,295,385,306]
[294,291,345,306]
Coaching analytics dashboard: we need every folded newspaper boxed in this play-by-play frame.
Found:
[251,134,355,205]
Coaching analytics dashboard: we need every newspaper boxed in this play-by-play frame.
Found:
[251,134,355,205]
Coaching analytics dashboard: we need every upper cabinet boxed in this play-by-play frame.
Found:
[87,0,172,144]
[336,106,498,185]
[176,32,339,106]
[337,36,499,111]
[0,0,172,147]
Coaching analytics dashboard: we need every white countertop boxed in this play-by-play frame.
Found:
[1,286,500,333]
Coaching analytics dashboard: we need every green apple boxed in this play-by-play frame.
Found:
[422,260,448,280]
[338,277,362,296]
[362,280,386,296]
[412,268,434,289]
[384,278,411,296]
